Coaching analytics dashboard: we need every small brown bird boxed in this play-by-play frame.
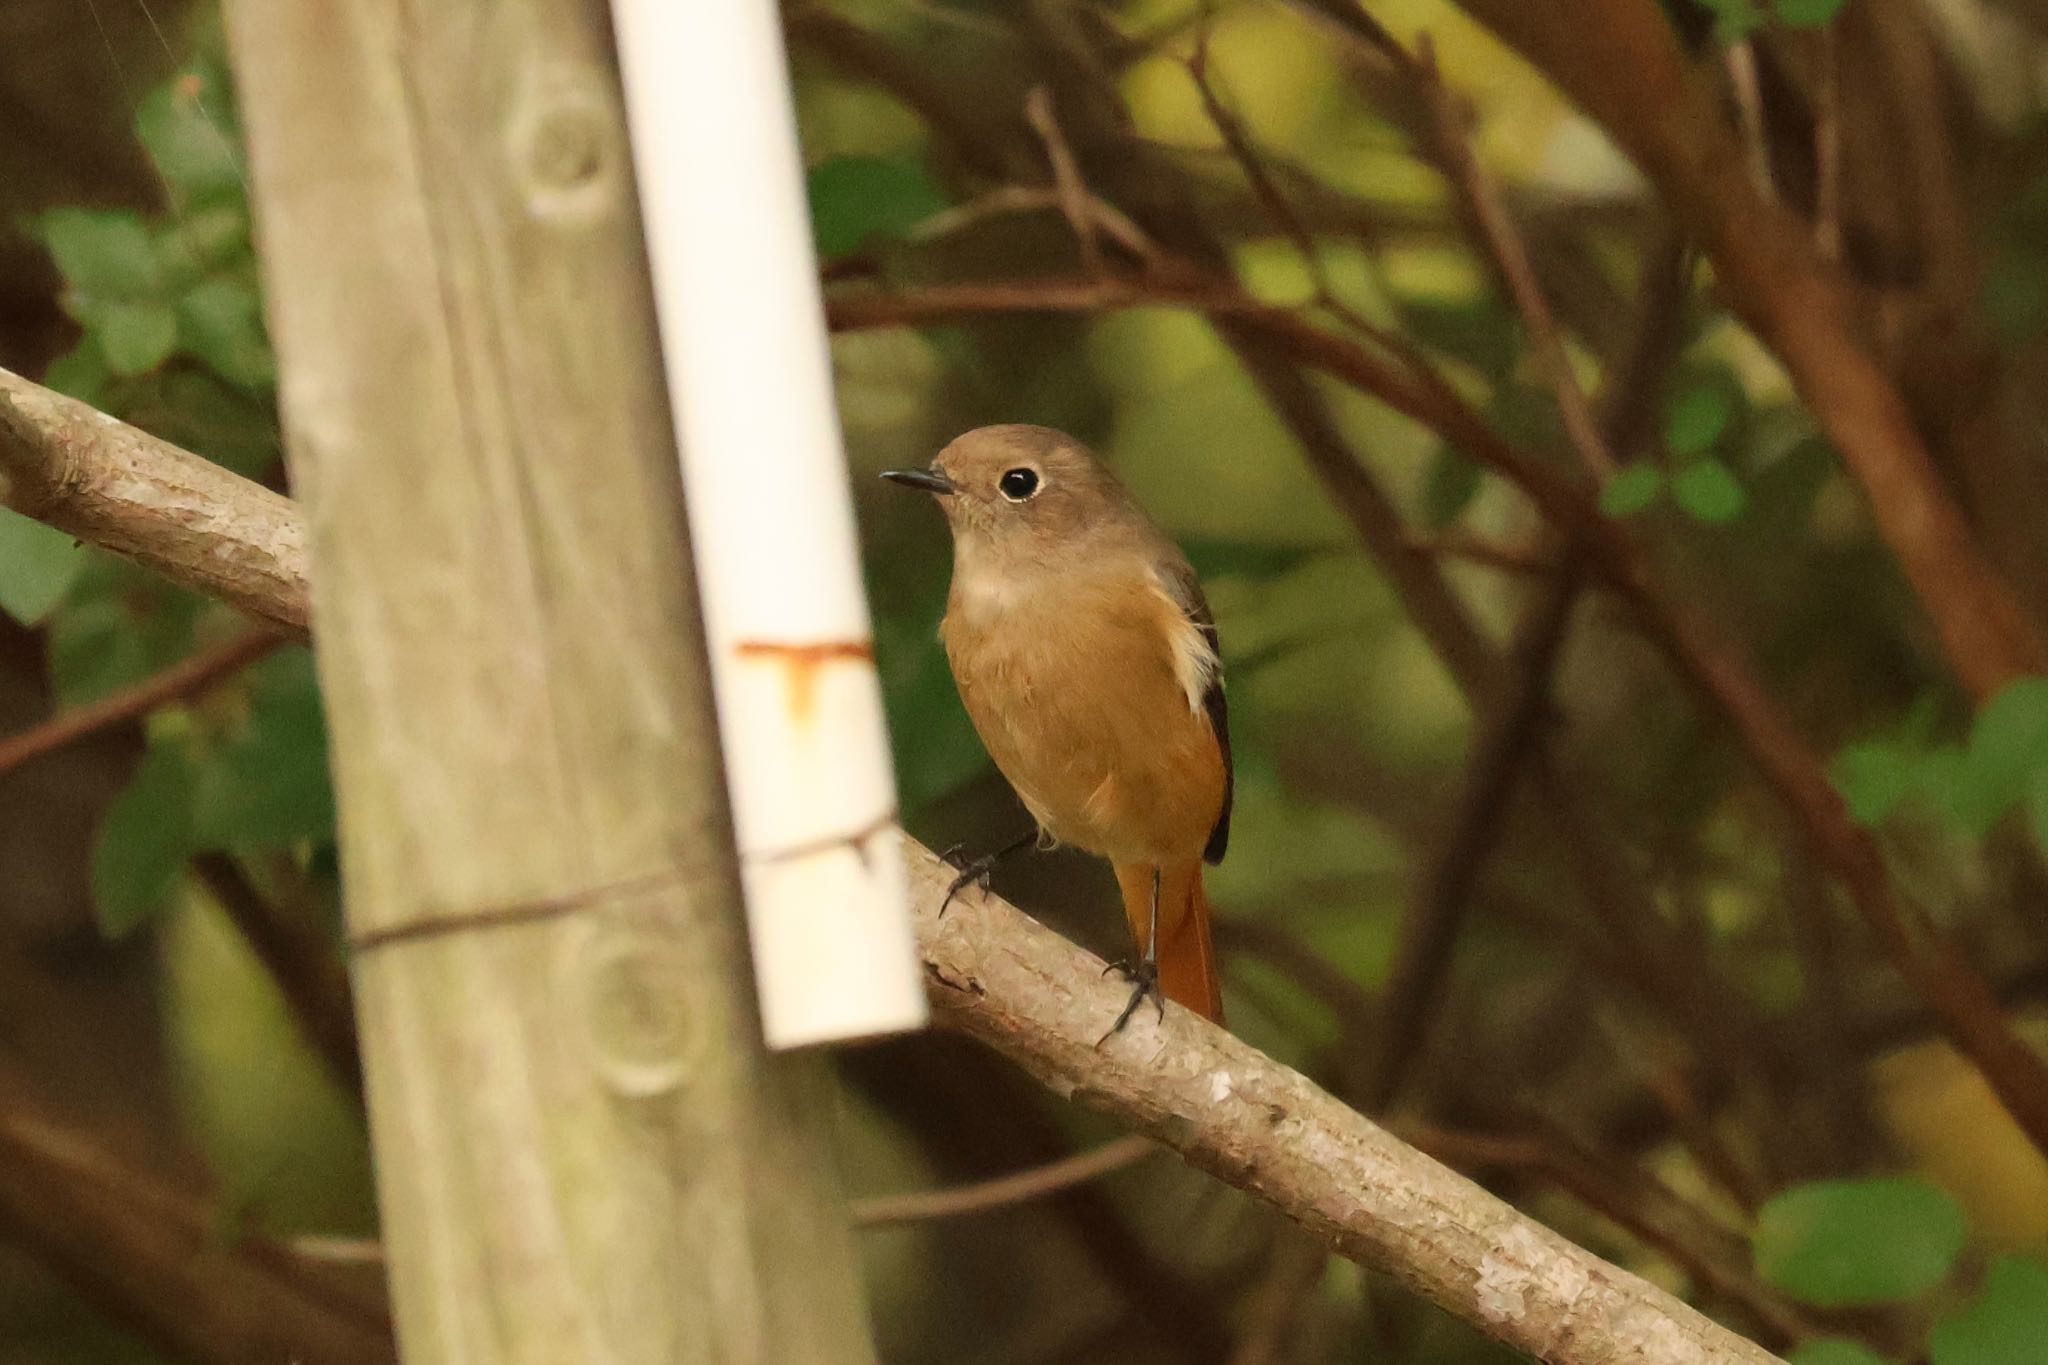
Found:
[883,425,1231,1027]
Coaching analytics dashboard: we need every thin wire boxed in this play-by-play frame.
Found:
[130,0,256,202]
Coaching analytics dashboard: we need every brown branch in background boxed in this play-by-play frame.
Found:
[1362,569,1579,1109]
[1023,86,1107,276]
[850,1134,1157,1226]
[828,274,1606,540]
[1644,603,2048,1155]
[1442,0,2048,700]
[1406,532,1559,577]
[1226,338,1508,694]
[0,629,282,776]
[842,1035,1234,1362]
[907,185,1158,263]
[1409,38,1617,479]
[0,369,309,634]
[782,5,1013,180]
[1812,24,1842,262]
[1227,1229,1332,1365]
[0,1067,393,1365]
[1724,42,1774,201]
[189,852,363,1103]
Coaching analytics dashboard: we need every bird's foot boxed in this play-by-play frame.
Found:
[936,843,998,918]
[1097,958,1164,1044]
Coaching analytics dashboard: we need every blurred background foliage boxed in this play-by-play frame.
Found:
[6,0,2048,1362]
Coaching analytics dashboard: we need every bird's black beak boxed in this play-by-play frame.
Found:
[879,466,956,495]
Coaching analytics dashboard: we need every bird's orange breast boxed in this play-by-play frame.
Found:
[941,573,1226,866]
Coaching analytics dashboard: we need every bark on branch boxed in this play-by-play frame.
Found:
[0,370,308,634]
[0,369,1781,1364]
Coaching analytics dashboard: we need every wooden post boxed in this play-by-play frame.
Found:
[219,3,878,1362]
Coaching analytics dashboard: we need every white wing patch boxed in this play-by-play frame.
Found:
[1154,580,1220,715]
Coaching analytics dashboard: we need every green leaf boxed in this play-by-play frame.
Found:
[1672,458,1747,523]
[1423,448,1483,527]
[1403,300,1520,377]
[1698,0,1769,42]
[192,648,336,850]
[40,208,160,297]
[176,278,275,389]
[1961,676,2048,818]
[1788,1341,1887,1365]
[1919,745,2014,838]
[1599,464,1664,518]
[1754,1176,1966,1307]
[93,745,198,938]
[1931,1256,2048,1365]
[805,156,947,257]
[96,300,179,376]
[151,206,252,291]
[0,508,86,625]
[151,370,282,479]
[136,64,244,202]
[1829,740,1920,825]
[1180,537,1328,582]
[1982,251,2048,348]
[876,599,988,814]
[2025,768,2048,862]
[42,337,111,407]
[46,559,203,706]
[1776,0,1849,25]
[1665,382,1735,458]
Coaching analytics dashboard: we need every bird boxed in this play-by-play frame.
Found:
[882,424,1232,1029]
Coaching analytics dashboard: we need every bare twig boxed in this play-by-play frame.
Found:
[851,1134,1157,1225]
[286,1235,387,1267]
[1228,1230,1331,1365]
[1023,86,1106,275]
[1725,42,1774,201]
[0,629,282,776]
[1362,568,1579,1108]
[782,6,1012,179]
[1409,38,1617,479]
[1813,25,1842,262]
[1406,533,1560,577]
[906,184,1156,261]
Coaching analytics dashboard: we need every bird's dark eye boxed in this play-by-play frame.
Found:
[998,467,1041,501]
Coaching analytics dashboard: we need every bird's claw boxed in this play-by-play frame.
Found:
[1097,958,1164,1045]
[938,848,998,918]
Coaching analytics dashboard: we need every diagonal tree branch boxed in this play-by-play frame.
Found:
[0,373,308,634]
[0,368,1780,1365]
[907,842,1781,1365]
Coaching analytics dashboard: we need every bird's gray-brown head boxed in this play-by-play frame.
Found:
[880,425,1146,571]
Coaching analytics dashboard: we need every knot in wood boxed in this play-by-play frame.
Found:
[562,916,705,1099]
[510,75,618,223]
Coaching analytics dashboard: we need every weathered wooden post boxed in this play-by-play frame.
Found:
[221,3,879,1360]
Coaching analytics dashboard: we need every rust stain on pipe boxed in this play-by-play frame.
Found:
[734,639,875,725]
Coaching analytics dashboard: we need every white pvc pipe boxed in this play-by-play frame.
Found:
[608,0,927,1048]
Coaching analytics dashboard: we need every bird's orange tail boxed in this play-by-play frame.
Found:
[1112,860,1223,1023]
